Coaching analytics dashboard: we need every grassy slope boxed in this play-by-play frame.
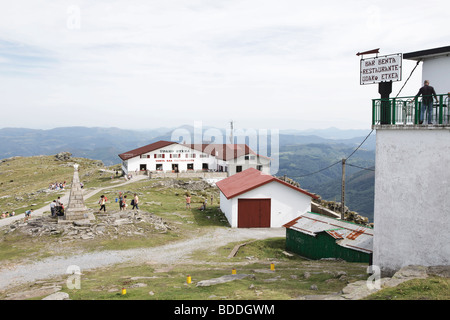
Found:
[0,156,447,300]
[0,155,110,215]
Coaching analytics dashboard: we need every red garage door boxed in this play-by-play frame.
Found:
[237,199,271,228]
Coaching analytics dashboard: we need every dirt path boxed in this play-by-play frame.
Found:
[0,227,284,290]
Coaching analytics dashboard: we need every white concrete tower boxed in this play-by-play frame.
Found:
[372,46,450,276]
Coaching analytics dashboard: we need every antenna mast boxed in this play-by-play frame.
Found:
[229,120,234,144]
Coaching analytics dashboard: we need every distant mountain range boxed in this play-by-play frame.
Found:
[276,143,375,220]
[0,125,376,220]
[0,126,375,164]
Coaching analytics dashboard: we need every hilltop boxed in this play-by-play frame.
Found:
[0,154,448,301]
[0,126,376,221]
[0,153,108,216]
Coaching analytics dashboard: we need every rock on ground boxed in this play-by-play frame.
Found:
[196,274,254,287]
[42,292,70,300]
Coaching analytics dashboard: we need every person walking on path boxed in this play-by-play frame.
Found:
[132,194,139,210]
[414,80,439,124]
[99,195,107,212]
[185,194,191,210]
[24,209,33,222]
[50,200,56,217]
[118,192,124,210]
[121,195,127,211]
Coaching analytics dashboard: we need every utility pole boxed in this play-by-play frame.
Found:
[229,120,234,144]
[341,158,346,220]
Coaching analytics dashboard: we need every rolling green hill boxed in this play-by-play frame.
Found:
[276,143,375,221]
[0,126,376,220]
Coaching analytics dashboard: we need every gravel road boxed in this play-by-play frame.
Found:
[0,227,284,290]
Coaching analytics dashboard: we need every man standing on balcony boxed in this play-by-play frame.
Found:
[414,80,439,124]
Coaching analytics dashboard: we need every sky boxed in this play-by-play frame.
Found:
[0,0,449,132]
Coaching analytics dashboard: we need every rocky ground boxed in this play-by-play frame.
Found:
[1,173,447,301]
[4,209,173,242]
[1,211,449,300]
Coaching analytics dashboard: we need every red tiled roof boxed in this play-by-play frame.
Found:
[182,143,259,161]
[216,168,319,200]
[118,141,177,160]
[119,140,267,161]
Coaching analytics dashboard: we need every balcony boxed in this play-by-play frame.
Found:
[372,94,450,126]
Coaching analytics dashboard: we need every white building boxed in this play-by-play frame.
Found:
[403,45,450,93]
[372,45,450,276]
[216,168,318,228]
[119,140,270,176]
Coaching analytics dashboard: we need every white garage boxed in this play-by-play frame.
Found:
[216,168,318,228]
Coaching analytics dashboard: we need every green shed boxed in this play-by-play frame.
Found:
[283,212,373,263]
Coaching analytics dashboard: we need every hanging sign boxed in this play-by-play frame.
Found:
[360,53,402,85]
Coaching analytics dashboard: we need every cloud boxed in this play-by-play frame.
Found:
[0,0,449,130]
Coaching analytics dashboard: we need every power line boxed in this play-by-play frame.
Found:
[290,160,341,178]
[346,129,374,160]
[345,163,375,172]
[288,129,375,179]
[395,59,421,98]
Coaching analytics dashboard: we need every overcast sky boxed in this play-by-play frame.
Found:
[0,0,449,131]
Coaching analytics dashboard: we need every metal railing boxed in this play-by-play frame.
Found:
[372,94,450,125]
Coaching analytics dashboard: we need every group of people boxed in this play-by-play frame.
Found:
[1,211,15,219]
[2,191,215,223]
[48,181,66,191]
[185,194,213,211]
[50,197,65,217]
[0,208,34,221]
[98,192,139,212]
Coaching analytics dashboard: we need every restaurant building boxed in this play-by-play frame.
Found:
[118,140,271,176]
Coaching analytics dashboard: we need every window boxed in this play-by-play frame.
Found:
[257,165,263,171]
[236,165,242,173]
[156,164,163,171]
[187,163,194,170]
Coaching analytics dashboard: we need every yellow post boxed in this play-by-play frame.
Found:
[270,263,275,271]
[121,288,127,295]
[232,268,236,275]
[186,275,192,284]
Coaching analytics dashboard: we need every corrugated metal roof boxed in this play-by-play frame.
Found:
[284,212,373,254]
[326,229,345,239]
[216,168,319,200]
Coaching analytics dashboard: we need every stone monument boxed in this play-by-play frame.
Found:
[59,164,95,223]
